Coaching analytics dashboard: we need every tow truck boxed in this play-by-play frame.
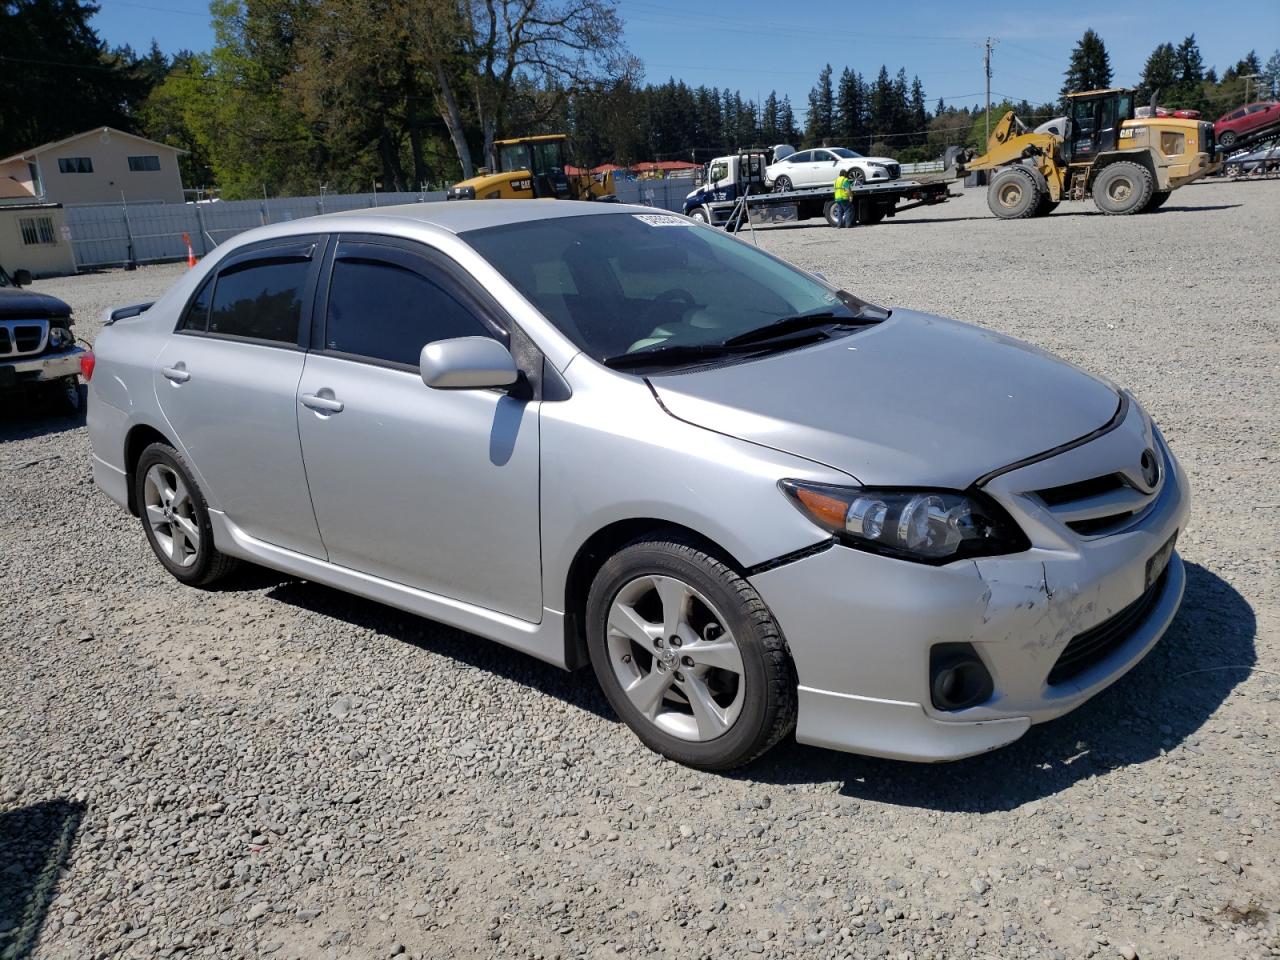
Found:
[683,150,950,229]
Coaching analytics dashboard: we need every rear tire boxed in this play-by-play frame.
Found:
[135,442,239,587]
[1218,130,1237,149]
[987,167,1041,219]
[585,536,797,771]
[1092,161,1154,215]
[772,176,792,193]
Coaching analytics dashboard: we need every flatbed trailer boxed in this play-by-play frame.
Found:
[686,179,952,230]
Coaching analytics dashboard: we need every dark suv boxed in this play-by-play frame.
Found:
[0,264,87,414]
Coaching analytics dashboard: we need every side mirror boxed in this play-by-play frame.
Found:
[12,269,32,287]
[420,336,519,390]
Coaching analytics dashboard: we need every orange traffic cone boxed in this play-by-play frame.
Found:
[183,232,197,268]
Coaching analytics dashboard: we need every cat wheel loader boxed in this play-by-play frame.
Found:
[954,88,1220,219]
[446,134,616,202]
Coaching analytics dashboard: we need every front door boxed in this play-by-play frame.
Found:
[153,237,326,557]
[295,236,543,621]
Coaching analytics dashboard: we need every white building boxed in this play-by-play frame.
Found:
[0,127,186,206]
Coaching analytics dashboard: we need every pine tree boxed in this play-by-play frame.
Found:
[1173,35,1208,113]
[869,66,895,142]
[1061,29,1113,104]
[909,75,928,146]
[835,68,863,144]
[806,64,835,143]
[778,95,799,143]
[1265,50,1280,99]
[762,91,780,143]
[1139,42,1177,104]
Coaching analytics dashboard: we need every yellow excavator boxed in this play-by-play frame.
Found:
[446,134,615,202]
[955,88,1220,218]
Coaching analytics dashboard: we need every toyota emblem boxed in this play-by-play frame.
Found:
[1139,449,1160,489]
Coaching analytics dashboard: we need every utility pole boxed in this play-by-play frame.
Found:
[1243,73,1263,104]
[983,37,997,146]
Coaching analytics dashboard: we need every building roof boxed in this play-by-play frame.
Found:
[0,127,187,164]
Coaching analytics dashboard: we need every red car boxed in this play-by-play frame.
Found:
[1215,101,1280,149]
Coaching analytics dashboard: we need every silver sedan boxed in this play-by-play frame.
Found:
[86,201,1188,770]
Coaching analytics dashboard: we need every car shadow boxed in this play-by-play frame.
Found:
[0,388,86,445]
[0,799,85,959]
[264,579,614,720]
[737,561,1255,810]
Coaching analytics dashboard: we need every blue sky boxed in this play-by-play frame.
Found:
[95,0,1279,114]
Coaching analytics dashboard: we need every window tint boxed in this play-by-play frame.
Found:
[207,258,308,343]
[128,155,161,171]
[325,248,495,366]
[179,276,213,332]
[57,157,93,174]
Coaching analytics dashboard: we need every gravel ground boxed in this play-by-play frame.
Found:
[2,178,1277,960]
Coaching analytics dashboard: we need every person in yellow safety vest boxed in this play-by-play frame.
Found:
[832,168,856,229]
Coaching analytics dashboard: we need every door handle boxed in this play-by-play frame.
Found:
[162,364,190,383]
[301,393,344,414]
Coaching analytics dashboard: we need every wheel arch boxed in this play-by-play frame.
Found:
[561,518,747,670]
[123,422,176,516]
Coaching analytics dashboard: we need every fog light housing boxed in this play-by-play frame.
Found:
[929,643,994,711]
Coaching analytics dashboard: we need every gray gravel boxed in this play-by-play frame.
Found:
[2,178,1277,960]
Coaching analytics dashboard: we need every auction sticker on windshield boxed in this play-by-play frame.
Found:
[633,214,692,227]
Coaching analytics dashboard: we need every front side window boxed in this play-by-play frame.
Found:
[208,258,309,343]
[18,216,55,246]
[464,213,864,366]
[708,162,728,182]
[128,155,161,171]
[531,141,564,177]
[57,157,93,174]
[324,244,497,367]
[499,143,530,173]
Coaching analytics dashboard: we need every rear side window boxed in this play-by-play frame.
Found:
[324,243,498,367]
[178,277,213,332]
[208,258,309,343]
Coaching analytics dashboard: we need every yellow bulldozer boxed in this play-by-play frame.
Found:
[446,134,615,202]
[955,88,1219,218]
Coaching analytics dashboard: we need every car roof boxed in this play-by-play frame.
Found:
[307,198,649,235]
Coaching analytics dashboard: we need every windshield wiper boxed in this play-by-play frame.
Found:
[721,311,852,347]
[603,343,748,370]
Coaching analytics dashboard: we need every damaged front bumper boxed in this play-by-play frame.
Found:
[750,433,1190,762]
[0,344,88,389]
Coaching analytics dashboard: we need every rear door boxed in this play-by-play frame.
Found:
[295,235,543,621]
[152,237,326,557]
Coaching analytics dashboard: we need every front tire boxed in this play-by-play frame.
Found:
[586,537,797,771]
[987,166,1041,219]
[688,206,709,224]
[1092,161,1154,215]
[850,168,866,186]
[135,442,239,587]
[1218,130,1237,149]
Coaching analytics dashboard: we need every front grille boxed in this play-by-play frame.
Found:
[1046,568,1168,685]
[1031,465,1159,538]
[885,163,901,180]
[0,319,48,358]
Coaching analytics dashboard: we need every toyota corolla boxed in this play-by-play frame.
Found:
[86,201,1188,770]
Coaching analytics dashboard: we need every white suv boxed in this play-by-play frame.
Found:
[766,147,901,191]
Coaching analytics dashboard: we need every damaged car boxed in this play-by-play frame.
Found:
[0,263,89,415]
[86,202,1189,770]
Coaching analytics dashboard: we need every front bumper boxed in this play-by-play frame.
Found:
[750,418,1190,762]
[0,344,87,389]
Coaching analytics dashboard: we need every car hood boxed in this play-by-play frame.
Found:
[648,309,1120,488]
[855,156,897,166]
[0,287,71,320]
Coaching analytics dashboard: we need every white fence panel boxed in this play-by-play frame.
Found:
[66,191,445,269]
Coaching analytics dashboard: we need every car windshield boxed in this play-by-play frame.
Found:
[463,213,869,367]
[829,148,862,159]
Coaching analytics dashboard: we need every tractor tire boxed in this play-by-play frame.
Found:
[1142,190,1172,212]
[1092,162,1154,215]
[987,167,1042,219]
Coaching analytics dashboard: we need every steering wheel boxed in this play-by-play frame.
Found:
[628,289,701,352]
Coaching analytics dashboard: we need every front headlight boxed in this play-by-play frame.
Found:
[780,480,1029,563]
[48,325,75,350]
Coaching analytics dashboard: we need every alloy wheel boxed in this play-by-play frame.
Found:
[143,463,201,567]
[606,575,745,741]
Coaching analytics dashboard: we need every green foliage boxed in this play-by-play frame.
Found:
[1061,29,1113,104]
